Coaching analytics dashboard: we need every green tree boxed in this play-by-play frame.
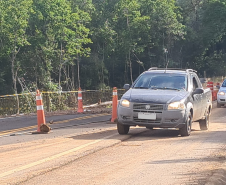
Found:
[0,0,32,112]
[27,0,91,91]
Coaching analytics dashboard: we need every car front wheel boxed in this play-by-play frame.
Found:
[179,112,192,137]
[146,126,154,130]
[117,122,130,135]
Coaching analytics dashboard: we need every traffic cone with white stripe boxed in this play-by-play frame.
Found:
[36,90,46,132]
[111,87,118,122]
[77,87,84,113]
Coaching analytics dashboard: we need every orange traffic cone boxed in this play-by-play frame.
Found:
[77,87,84,113]
[111,87,118,122]
[36,90,46,132]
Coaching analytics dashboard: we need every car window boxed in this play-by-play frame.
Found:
[192,77,199,90]
[222,80,226,87]
[133,73,187,90]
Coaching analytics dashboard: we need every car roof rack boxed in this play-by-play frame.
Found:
[148,67,197,73]
[186,69,197,73]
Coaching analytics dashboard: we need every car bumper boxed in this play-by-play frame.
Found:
[117,104,187,128]
[217,94,226,104]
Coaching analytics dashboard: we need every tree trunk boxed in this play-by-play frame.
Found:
[11,42,20,114]
[124,54,128,83]
[11,55,19,115]
[102,43,105,88]
[71,63,75,90]
[129,49,133,84]
[58,41,63,90]
[77,52,80,89]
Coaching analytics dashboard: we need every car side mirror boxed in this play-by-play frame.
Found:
[216,85,220,89]
[193,88,204,95]
[123,84,130,90]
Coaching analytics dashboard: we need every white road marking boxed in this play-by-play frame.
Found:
[0,116,23,120]
[0,133,118,178]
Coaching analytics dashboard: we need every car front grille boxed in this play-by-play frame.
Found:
[132,103,164,123]
[133,103,164,111]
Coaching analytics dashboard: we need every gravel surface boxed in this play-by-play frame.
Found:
[1,102,226,185]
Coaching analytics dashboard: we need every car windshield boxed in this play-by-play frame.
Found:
[222,80,226,87]
[133,73,187,91]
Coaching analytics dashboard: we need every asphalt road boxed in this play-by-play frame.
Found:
[0,113,111,144]
[1,106,226,185]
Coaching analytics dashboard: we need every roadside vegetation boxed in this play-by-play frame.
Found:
[0,0,226,95]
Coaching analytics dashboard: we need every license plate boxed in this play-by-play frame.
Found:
[138,112,156,120]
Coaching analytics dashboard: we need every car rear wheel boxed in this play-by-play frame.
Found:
[199,110,210,130]
[117,122,130,135]
[179,112,192,137]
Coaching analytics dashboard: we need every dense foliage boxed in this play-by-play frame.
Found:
[0,0,225,95]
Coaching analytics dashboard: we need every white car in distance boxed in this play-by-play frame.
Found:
[217,80,226,108]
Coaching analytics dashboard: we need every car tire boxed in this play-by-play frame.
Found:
[179,112,192,137]
[117,121,130,135]
[199,109,210,130]
[217,102,221,108]
[146,126,154,130]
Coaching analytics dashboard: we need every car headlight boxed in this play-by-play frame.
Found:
[218,91,225,96]
[168,101,185,110]
[121,99,130,107]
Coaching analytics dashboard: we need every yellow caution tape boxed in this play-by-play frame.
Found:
[0,89,125,98]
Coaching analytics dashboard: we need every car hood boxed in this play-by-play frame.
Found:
[219,87,226,92]
[122,89,189,104]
